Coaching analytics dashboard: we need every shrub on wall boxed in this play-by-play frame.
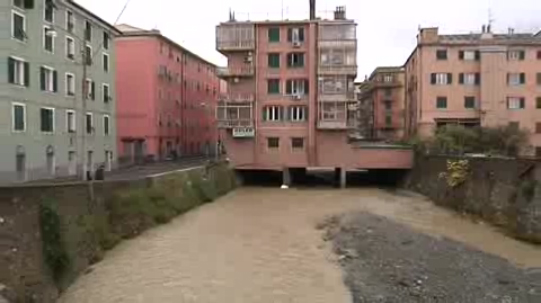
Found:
[438,159,470,188]
[39,200,70,283]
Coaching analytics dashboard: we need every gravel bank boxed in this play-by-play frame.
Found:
[324,212,541,303]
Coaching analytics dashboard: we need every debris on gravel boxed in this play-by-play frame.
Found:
[327,212,541,303]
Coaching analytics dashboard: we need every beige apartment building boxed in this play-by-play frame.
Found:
[404,26,541,155]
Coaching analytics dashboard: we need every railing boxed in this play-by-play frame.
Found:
[217,119,253,128]
[216,66,254,78]
[319,91,356,102]
[216,39,255,51]
[318,40,357,49]
[318,64,357,75]
[317,120,348,130]
[218,93,255,103]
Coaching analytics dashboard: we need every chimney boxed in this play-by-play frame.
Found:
[334,6,346,20]
[309,0,315,20]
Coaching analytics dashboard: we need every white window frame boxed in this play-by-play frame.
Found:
[65,72,76,97]
[86,112,94,134]
[12,102,26,132]
[463,50,476,60]
[508,73,522,86]
[85,78,93,99]
[103,31,110,50]
[11,10,26,41]
[43,0,54,23]
[464,73,476,85]
[436,73,448,85]
[290,106,306,122]
[383,75,393,83]
[85,20,92,41]
[85,44,93,64]
[507,97,523,110]
[102,52,110,72]
[65,10,75,33]
[288,79,306,96]
[66,109,76,133]
[103,115,110,136]
[65,36,75,60]
[10,56,26,86]
[43,25,55,53]
[40,107,55,133]
[264,106,282,122]
[508,50,522,61]
[42,65,55,92]
[102,83,110,102]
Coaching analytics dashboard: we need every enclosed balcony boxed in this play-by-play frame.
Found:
[216,102,253,129]
[318,44,357,76]
[216,24,255,52]
[319,75,356,102]
[317,101,349,130]
[217,66,254,78]
[218,92,255,103]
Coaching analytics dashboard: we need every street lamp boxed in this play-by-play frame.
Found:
[200,102,220,162]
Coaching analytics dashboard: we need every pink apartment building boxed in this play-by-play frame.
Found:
[215,6,414,186]
[404,26,541,155]
[115,24,220,163]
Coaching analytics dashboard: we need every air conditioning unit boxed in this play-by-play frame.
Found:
[245,52,253,63]
[292,94,302,100]
[292,41,301,48]
[233,77,239,83]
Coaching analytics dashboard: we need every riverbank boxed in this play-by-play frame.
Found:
[325,212,541,303]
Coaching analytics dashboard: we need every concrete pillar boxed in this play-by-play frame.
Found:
[340,167,347,189]
[282,167,291,187]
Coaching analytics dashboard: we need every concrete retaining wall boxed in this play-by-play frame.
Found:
[0,162,236,303]
[404,155,541,244]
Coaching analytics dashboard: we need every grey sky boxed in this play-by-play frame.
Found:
[78,0,541,79]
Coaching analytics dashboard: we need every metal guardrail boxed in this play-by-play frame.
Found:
[218,93,255,103]
[216,66,254,77]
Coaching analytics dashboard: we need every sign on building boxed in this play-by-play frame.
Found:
[232,127,255,138]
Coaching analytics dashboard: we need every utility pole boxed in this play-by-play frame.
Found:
[81,40,88,180]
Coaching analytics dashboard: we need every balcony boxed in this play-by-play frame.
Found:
[217,119,253,129]
[218,93,255,103]
[319,91,356,102]
[217,102,253,129]
[318,64,357,76]
[217,66,254,78]
[373,80,403,88]
[216,24,255,52]
[317,120,348,130]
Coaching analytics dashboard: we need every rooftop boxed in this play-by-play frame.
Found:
[68,0,122,35]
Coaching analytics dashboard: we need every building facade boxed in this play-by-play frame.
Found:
[357,67,406,141]
[115,24,220,163]
[404,26,541,154]
[0,0,119,183]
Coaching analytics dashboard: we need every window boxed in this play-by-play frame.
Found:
[538,50,541,60]
[103,115,110,136]
[268,53,280,68]
[383,75,393,83]
[66,73,75,96]
[290,106,307,122]
[459,50,479,60]
[85,20,92,42]
[86,113,94,134]
[267,137,280,149]
[431,73,452,85]
[85,79,95,100]
[286,79,309,95]
[459,73,480,85]
[436,49,447,60]
[12,10,26,41]
[66,36,75,59]
[103,83,111,102]
[384,100,392,110]
[263,106,283,121]
[43,26,54,52]
[287,28,305,42]
[507,50,525,60]
[40,66,57,92]
[507,97,525,109]
[385,115,392,125]
[287,53,305,68]
[85,45,92,65]
[384,88,392,97]
[66,10,74,33]
[12,103,26,132]
[507,73,525,85]
[66,110,76,133]
[268,28,280,42]
[291,137,304,149]
[103,32,110,50]
[267,79,280,94]
[436,96,447,109]
[8,57,29,86]
[537,97,541,109]
[537,73,541,85]
[44,0,54,22]
[40,107,55,133]
[103,53,110,72]
[464,96,476,109]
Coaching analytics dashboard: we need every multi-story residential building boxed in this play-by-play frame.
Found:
[357,67,406,141]
[0,0,120,183]
[115,24,220,163]
[404,26,541,154]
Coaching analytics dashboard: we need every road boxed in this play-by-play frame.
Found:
[58,187,541,303]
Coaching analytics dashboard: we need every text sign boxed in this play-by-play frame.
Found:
[232,127,255,138]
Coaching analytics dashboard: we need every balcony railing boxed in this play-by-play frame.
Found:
[318,40,357,49]
[216,40,255,51]
[317,120,348,130]
[318,64,357,75]
[319,91,356,102]
[217,119,253,128]
[218,93,255,103]
[217,66,254,78]
[216,24,255,52]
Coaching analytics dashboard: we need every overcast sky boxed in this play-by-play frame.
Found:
[77,0,541,79]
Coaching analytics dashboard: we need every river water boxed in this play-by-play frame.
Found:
[59,187,541,303]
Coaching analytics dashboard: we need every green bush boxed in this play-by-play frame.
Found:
[39,200,70,283]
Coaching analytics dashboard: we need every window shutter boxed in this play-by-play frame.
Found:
[24,62,30,87]
[299,28,305,41]
[262,108,267,121]
[475,50,481,60]
[430,73,436,84]
[8,57,15,84]
[447,73,453,84]
[53,70,57,92]
[520,73,526,84]
[475,73,481,85]
[520,98,525,109]
[458,73,464,84]
[506,98,510,109]
[283,107,289,121]
[519,51,525,60]
[287,28,292,42]
[286,80,292,95]
[299,54,304,66]
[458,51,464,60]
[91,81,96,100]
[506,73,510,84]
[304,80,309,94]
[40,67,46,91]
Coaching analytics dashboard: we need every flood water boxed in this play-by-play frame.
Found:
[59,187,541,303]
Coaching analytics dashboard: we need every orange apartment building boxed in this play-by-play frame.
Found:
[357,67,406,141]
[404,26,541,155]
[214,4,414,186]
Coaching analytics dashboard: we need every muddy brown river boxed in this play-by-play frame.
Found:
[58,188,541,303]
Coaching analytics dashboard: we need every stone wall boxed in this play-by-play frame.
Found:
[0,162,236,303]
[404,155,541,244]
